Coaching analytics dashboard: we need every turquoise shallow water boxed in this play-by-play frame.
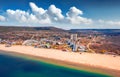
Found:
[0,52,112,77]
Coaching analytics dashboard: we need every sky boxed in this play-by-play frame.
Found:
[0,0,120,29]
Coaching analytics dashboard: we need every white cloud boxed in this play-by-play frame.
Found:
[47,5,64,21]
[0,2,92,26]
[29,2,46,15]
[6,9,29,23]
[30,3,64,23]
[6,9,51,24]
[98,19,120,25]
[0,15,6,21]
[66,6,83,17]
[66,7,92,25]
[106,21,120,25]
[98,19,104,23]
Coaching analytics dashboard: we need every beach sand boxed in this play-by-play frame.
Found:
[0,44,120,77]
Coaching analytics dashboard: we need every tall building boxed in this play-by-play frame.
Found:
[70,34,79,52]
[0,38,1,43]
[71,34,77,41]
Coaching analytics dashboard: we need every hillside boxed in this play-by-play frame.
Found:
[0,26,66,32]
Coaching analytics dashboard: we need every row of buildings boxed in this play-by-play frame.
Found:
[0,34,86,52]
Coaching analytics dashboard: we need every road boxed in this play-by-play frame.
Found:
[87,37,96,53]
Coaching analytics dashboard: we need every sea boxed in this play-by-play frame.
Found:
[0,51,112,77]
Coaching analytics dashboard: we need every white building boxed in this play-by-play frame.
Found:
[71,34,77,41]
[0,38,2,43]
[22,40,39,46]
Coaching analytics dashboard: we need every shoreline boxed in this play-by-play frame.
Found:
[0,44,120,77]
[0,50,118,77]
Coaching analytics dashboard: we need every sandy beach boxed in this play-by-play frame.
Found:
[0,44,120,76]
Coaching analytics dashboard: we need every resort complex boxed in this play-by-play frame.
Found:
[0,33,86,52]
[0,26,120,55]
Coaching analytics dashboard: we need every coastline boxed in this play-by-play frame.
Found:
[0,44,120,77]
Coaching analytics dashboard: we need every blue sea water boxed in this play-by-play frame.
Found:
[0,52,112,77]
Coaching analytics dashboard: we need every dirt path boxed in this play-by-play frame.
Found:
[87,37,96,53]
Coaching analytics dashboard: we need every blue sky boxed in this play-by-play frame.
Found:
[0,0,120,29]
